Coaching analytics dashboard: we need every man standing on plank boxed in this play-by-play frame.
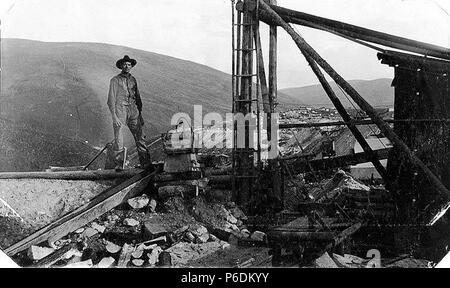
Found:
[106,55,153,171]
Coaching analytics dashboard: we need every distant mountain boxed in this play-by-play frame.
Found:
[279,79,394,108]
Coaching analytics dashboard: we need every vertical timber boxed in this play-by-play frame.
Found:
[258,0,450,210]
[267,0,281,208]
[303,56,389,183]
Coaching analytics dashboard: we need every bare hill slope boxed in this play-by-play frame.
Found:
[1,39,232,149]
[279,78,394,108]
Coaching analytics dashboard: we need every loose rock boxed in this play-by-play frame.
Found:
[148,246,163,266]
[123,218,140,227]
[55,239,71,248]
[127,195,150,210]
[27,246,55,261]
[314,252,338,268]
[250,231,266,242]
[159,251,172,267]
[97,257,115,268]
[136,243,157,251]
[64,259,93,268]
[189,224,209,244]
[81,227,99,239]
[105,241,122,254]
[149,199,157,213]
[143,221,168,239]
[226,213,238,225]
[91,222,106,233]
[117,243,133,267]
[240,229,251,238]
[209,234,219,242]
[230,207,247,221]
[132,249,144,259]
[185,232,196,243]
[63,248,83,260]
[75,228,85,234]
[132,259,145,267]
[222,243,231,250]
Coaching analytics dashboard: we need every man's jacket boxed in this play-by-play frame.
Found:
[108,72,143,112]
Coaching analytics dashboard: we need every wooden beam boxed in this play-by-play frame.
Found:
[281,119,384,129]
[235,1,254,206]
[320,222,362,254]
[0,169,143,180]
[83,143,109,170]
[267,0,281,204]
[267,230,335,241]
[302,56,389,182]
[47,166,86,172]
[258,0,450,201]
[117,243,133,267]
[254,26,270,113]
[157,176,230,187]
[259,3,450,60]
[32,243,77,268]
[268,0,278,110]
[4,170,156,256]
[280,119,450,129]
[285,148,391,174]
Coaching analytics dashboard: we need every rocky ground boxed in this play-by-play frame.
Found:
[0,179,117,249]
[12,189,271,268]
[8,168,436,268]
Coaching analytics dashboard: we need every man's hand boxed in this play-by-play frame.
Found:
[113,117,123,128]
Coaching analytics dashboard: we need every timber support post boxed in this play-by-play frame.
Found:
[258,3,450,60]
[302,56,389,184]
[267,0,282,208]
[233,0,257,209]
[257,0,450,208]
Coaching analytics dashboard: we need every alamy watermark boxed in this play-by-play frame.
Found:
[169,105,280,160]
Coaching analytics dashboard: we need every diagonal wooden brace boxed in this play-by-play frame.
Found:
[258,0,450,204]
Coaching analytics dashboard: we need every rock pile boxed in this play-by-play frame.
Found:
[18,190,267,268]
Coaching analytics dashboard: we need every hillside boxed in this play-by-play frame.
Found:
[0,117,105,172]
[0,39,232,150]
[279,79,394,108]
[0,39,393,172]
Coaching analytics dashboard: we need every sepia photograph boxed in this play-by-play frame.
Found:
[0,0,450,275]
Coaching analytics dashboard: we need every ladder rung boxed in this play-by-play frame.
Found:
[234,98,258,102]
[234,74,257,78]
[234,23,254,26]
[234,48,257,52]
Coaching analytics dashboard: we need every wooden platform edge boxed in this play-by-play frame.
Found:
[4,170,156,256]
[0,168,144,180]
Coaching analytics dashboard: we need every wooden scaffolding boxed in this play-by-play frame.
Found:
[232,0,450,225]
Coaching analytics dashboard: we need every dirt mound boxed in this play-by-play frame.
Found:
[0,198,34,249]
[0,178,117,248]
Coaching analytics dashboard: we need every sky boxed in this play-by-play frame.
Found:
[1,0,449,88]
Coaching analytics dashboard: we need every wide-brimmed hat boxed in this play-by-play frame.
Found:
[116,55,137,69]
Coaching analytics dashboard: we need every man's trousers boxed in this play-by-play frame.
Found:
[105,103,151,169]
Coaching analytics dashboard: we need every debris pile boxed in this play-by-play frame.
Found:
[13,182,271,268]
[0,178,116,249]
[284,170,395,221]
